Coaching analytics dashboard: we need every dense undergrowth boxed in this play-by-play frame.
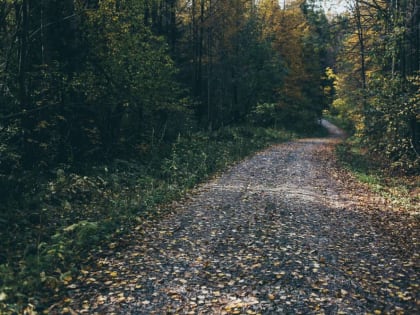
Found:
[0,124,327,314]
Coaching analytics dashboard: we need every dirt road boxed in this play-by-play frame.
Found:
[64,121,419,314]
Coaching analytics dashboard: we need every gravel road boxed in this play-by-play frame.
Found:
[63,121,419,314]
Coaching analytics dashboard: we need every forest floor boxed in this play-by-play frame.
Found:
[56,121,419,314]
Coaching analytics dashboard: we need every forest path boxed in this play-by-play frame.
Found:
[63,121,419,314]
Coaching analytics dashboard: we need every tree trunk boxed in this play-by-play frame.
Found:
[17,0,29,111]
[354,0,367,90]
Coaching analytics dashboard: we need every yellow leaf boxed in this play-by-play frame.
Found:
[0,292,7,302]
[117,293,126,303]
[110,271,118,277]
[82,301,89,310]
[37,120,49,129]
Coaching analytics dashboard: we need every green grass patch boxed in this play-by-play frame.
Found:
[336,139,419,212]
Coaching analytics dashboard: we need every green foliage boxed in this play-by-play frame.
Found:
[332,72,419,173]
[330,0,420,174]
[70,0,190,157]
[256,1,333,130]
[336,141,381,175]
[248,103,280,127]
[364,74,420,173]
[336,140,419,211]
[162,126,296,188]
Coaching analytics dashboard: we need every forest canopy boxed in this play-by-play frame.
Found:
[0,0,331,170]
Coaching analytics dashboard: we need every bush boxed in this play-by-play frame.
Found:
[364,74,420,173]
[248,103,280,127]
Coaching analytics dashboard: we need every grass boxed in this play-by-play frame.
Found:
[335,139,419,213]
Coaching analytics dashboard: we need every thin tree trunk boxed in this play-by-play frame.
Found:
[169,0,176,50]
[354,0,367,90]
[198,0,204,97]
[17,0,29,111]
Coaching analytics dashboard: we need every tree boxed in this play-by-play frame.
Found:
[176,0,285,128]
[0,0,189,168]
[331,0,420,172]
[71,0,188,158]
[257,0,333,129]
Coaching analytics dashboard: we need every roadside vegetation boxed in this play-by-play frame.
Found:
[325,111,419,216]
[323,0,419,218]
[335,139,419,215]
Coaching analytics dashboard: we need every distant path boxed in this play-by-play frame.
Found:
[62,121,419,314]
[320,119,346,138]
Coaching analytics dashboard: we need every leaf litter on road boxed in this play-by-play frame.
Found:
[57,123,419,314]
